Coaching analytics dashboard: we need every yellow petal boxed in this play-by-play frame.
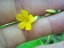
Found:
[28,14,33,23]
[18,21,26,29]
[21,10,28,17]
[25,23,31,30]
[16,14,24,21]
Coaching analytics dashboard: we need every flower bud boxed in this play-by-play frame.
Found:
[46,9,56,13]
[32,16,39,23]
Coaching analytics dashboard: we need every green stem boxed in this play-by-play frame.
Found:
[0,21,19,28]
[46,35,51,44]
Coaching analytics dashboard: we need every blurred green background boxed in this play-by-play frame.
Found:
[16,32,64,48]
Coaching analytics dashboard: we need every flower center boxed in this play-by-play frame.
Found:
[25,18,29,22]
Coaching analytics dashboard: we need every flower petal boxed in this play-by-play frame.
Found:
[16,14,24,21]
[21,10,28,17]
[18,21,26,29]
[28,15,33,23]
[25,23,31,30]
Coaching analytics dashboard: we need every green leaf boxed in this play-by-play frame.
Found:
[61,35,64,40]
[16,39,42,48]
[32,39,43,47]
[0,26,2,28]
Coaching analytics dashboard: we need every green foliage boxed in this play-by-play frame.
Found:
[16,32,64,48]
[0,26,2,28]
[61,33,64,40]
[16,39,43,48]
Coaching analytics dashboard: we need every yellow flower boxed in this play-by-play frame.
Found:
[16,10,38,30]
[16,10,33,30]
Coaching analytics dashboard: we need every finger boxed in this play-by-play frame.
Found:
[17,0,64,15]
[0,0,16,25]
[0,24,26,48]
[23,12,64,41]
[0,12,64,48]
[34,41,64,48]
[0,0,64,24]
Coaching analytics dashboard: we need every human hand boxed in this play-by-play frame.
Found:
[0,0,64,48]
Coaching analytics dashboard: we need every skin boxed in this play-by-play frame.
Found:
[0,0,64,48]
